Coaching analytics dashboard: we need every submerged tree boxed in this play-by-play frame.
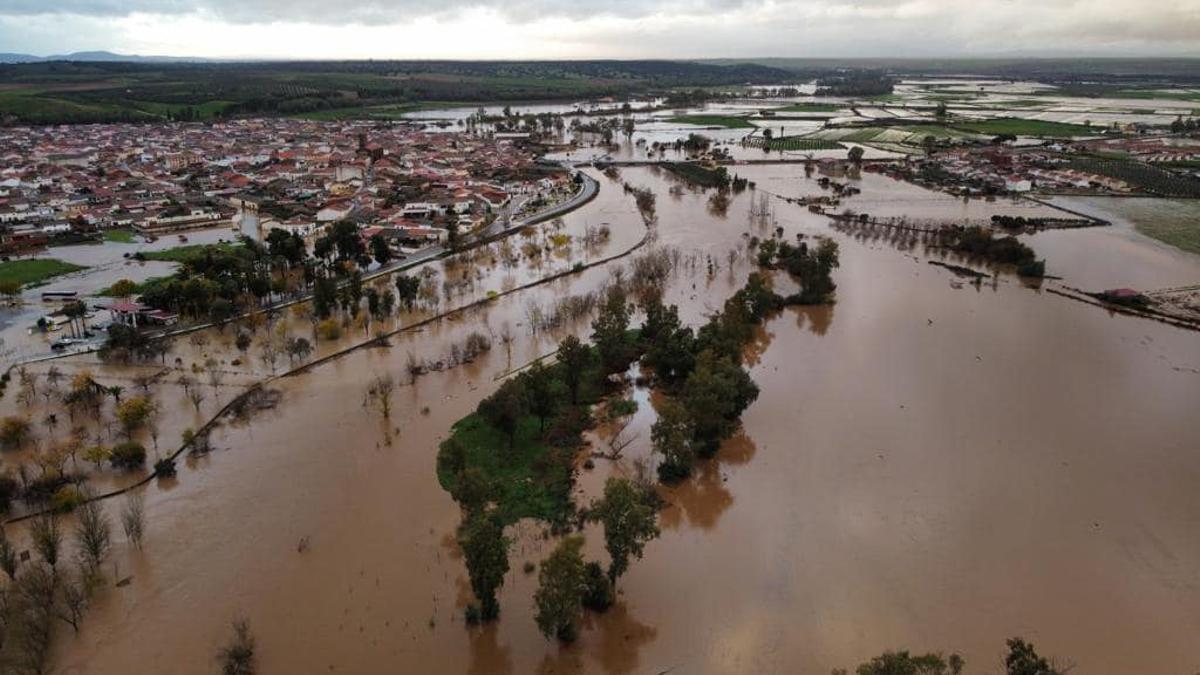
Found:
[121,491,146,549]
[364,374,396,419]
[534,535,586,642]
[590,477,660,586]
[217,617,256,675]
[459,512,510,622]
[591,286,631,374]
[651,399,696,482]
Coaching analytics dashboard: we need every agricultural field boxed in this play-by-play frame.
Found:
[0,60,794,125]
[950,117,1096,137]
[746,135,843,151]
[0,258,86,288]
[771,102,842,113]
[667,114,756,129]
[1068,157,1200,199]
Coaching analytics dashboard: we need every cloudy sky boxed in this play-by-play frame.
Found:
[2,0,1198,59]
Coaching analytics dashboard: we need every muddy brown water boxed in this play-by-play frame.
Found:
[28,165,1200,674]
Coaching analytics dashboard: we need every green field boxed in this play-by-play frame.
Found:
[772,102,841,113]
[0,259,87,288]
[103,229,137,244]
[668,114,755,129]
[437,412,574,525]
[950,118,1096,137]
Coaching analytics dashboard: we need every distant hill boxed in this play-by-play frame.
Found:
[0,50,210,64]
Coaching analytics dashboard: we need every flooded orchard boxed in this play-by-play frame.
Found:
[28,165,1200,674]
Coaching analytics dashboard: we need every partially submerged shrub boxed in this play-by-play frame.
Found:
[109,441,147,470]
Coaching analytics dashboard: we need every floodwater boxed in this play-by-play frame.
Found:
[26,164,1200,674]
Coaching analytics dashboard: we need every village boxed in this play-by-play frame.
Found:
[0,118,574,253]
[0,119,583,355]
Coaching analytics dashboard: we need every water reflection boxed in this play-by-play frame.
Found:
[658,459,734,531]
[585,602,658,675]
[467,624,513,675]
[792,304,835,337]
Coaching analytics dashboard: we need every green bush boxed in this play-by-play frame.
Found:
[154,457,177,477]
[51,485,85,513]
[110,441,147,470]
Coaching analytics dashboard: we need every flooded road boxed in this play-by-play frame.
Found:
[42,165,1200,674]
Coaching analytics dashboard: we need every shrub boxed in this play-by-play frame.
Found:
[317,319,342,341]
[51,485,85,513]
[1017,259,1046,278]
[110,441,147,470]
[154,457,177,477]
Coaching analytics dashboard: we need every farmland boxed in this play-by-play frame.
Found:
[746,135,844,151]
[0,258,86,288]
[1068,157,1200,198]
[667,114,756,128]
[772,102,842,113]
[950,117,1096,137]
[0,60,794,125]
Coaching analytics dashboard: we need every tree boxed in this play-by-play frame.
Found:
[591,477,660,586]
[109,278,138,300]
[286,336,313,365]
[30,513,61,568]
[83,444,112,469]
[75,497,112,573]
[0,530,20,579]
[0,415,33,449]
[847,649,963,675]
[557,335,590,404]
[848,145,865,164]
[681,351,759,457]
[459,513,510,621]
[534,535,586,642]
[1005,638,1061,675]
[477,379,527,451]
[369,233,392,266]
[394,274,420,311]
[217,618,256,675]
[121,491,146,549]
[116,395,155,440]
[522,362,559,432]
[591,285,630,374]
[651,399,696,482]
[364,374,396,419]
[56,573,88,633]
[935,100,948,120]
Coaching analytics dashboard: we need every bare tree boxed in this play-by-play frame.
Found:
[205,357,225,390]
[364,375,396,419]
[30,514,61,568]
[121,492,146,550]
[75,497,111,573]
[55,573,88,633]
